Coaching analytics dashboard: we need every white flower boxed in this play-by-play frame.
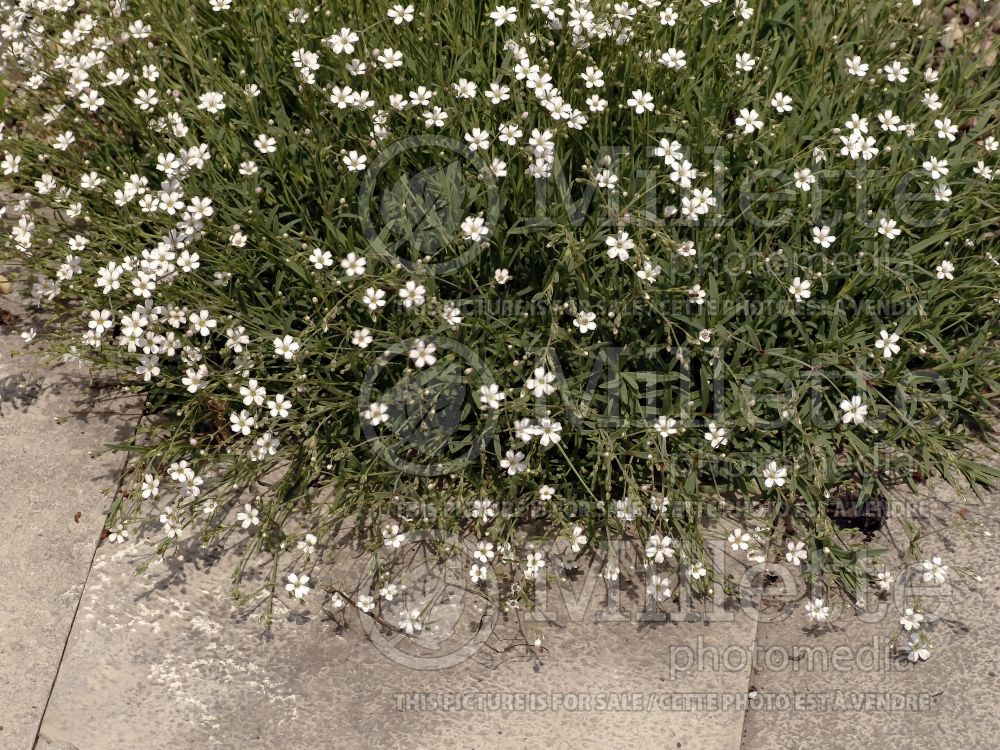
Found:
[581,66,605,87]
[351,328,373,348]
[902,636,931,662]
[935,260,955,280]
[524,550,546,579]
[254,134,277,153]
[273,334,300,360]
[923,156,949,180]
[285,572,311,600]
[469,563,489,583]
[464,128,490,152]
[845,55,869,78]
[735,107,762,133]
[627,89,654,114]
[340,252,367,276]
[735,53,757,72]
[728,528,751,551]
[399,609,423,634]
[704,422,728,448]
[107,524,129,544]
[500,449,527,475]
[229,410,255,436]
[387,3,415,24]
[646,573,671,601]
[805,598,830,623]
[934,117,957,142]
[876,568,894,592]
[236,503,260,529]
[399,280,426,308]
[535,418,562,446]
[877,218,901,239]
[762,460,787,488]
[489,4,517,25]
[309,248,333,269]
[363,401,390,426]
[811,225,836,248]
[770,92,792,113]
[474,541,495,563]
[645,534,674,563]
[839,394,868,425]
[572,310,597,333]
[789,277,812,301]
[525,367,556,397]
[659,48,686,69]
[478,384,506,410]
[921,556,948,584]
[471,498,496,520]
[363,287,387,311]
[874,329,901,359]
[382,522,406,547]
[343,150,367,172]
[793,168,816,191]
[298,533,318,555]
[900,607,925,631]
[653,416,679,438]
[197,91,225,113]
[408,339,437,368]
[605,231,634,261]
[785,540,808,566]
[461,215,489,242]
[570,525,588,552]
[883,61,909,83]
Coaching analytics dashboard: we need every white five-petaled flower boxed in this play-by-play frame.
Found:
[647,573,671,601]
[789,276,812,301]
[874,329,901,359]
[811,225,836,248]
[408,339,438,368]
[343,150,367,172]
[363,401,390,426]
[285,572,311,600]
[922,556,948,584]
[236,503,260,529]
[728,527,751,551]
[478,383,506,410]
[770,92,793,113]
[525,366,556,397]
[805,598,830,623]
[839,395,868,425]
[735,107,763,133]
[785,540,808,566]
[273,334,300,360]
[627,89,654,114]
[489,4,518,25]
[461,215,489,242]
[762,460,787,488]
[900,607,925,631]
[704,422,728,448]
[645,533,675,563]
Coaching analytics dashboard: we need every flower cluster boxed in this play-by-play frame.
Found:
[1,0,998,638]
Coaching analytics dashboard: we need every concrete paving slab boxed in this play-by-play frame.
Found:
[0,298,138,750]
[740,483,1000,750]
[38,534,762,750]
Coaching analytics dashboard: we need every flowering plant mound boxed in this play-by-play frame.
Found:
[2,0,999,650]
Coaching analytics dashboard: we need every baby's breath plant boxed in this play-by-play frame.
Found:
[2,0,1000,640]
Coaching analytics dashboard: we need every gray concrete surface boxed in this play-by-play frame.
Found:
[741,484,1000,749]
[36,538,762,750]
[0,297,138,750]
